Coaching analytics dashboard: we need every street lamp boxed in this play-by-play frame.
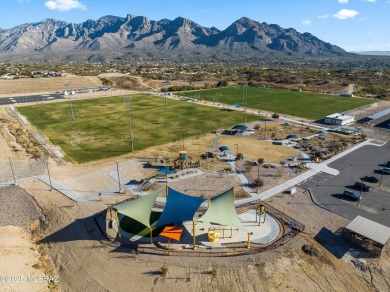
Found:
[123,97,134,152]
[234,143,239,155]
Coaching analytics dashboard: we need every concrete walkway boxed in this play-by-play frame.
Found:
[0,139,383,205]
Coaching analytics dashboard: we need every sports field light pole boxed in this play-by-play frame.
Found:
[64,83,75,120]
[116,162,121,193]
[244,83,248,125]
[164,79,169,107]
[123,97,134,153]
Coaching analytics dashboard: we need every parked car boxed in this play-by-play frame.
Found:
[361,176,379,183]
[378,168,390,175]
[343,189,362,201]
[354,182,371,192]
[385,161,390,167]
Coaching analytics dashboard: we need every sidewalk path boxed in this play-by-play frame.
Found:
[0,139,383,204]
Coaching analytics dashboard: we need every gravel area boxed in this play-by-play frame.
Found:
[0,186,44,230]
[0,158,47,183]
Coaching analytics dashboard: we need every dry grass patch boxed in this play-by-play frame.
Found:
[218,136,297,162]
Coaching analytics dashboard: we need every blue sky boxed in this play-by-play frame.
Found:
[1,0,389,52]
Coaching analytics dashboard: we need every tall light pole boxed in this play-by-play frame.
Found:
[234,143,238,155]
[244,83,248,125]
[64,83,74,120]
[164,79,169,107]
[123,97,134,152]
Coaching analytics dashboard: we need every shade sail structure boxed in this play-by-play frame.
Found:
[199,188,246,231]
[219,146,230,152]
[283,122,290,126]
[232,125,248,132]
[156,187,206,227]
[160,226,184,241]
[113,188,161,228]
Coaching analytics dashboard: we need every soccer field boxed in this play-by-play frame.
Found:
[180,87,374,119]
[17,94,260,163]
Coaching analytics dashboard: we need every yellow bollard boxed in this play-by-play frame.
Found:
[247,232,251,249]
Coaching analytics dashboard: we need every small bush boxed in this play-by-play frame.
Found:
[161,266,168,278]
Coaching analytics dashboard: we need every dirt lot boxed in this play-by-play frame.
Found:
[0,76,102,96]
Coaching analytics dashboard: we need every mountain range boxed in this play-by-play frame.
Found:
[0,14,348,60]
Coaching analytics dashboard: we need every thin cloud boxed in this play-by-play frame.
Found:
[333,9,359,20]
[361,0,377,2]
[318,14,330,19]
[45,0,87,11]
[302,20,311,25]
[338,0,349,3]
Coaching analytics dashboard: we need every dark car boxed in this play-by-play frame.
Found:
[343,189,362,201]
[354,182,371,192]
[378,168,390,175]
[361,176,379,183]
[386,161,390,167]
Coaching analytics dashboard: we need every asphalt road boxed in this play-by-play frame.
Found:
[300,141,390,227]
[0,93,65,105]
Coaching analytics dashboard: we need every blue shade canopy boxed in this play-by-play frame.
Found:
[316,130,326,134]
[156,187,206,227]
[232,125,248,131]
[232,104,241,107]
[283,122,290,126]
[199,188,246,231]
[287,134,299,139]
[219,146,230,152]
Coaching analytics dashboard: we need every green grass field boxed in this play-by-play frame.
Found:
[18,94,260,163]
[180,87,374,119]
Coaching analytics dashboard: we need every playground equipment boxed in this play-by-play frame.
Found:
[173,151,201,170]
[207,227,219,242]
[256,204,267,226]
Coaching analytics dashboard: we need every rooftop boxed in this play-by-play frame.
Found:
[346,216,390,246]
[326,113,355,121]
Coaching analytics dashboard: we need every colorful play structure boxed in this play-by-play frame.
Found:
[172,151,200,170]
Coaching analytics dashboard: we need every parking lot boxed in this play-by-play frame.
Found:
[299,141,390,227]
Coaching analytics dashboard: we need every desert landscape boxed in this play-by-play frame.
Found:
[0,81,389,291]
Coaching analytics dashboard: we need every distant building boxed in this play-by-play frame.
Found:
[324,113,355,126]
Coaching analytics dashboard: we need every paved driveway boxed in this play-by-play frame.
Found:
[301,141,390,227]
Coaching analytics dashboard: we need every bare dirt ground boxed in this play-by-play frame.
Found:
[0,76,102,96]
[6,179,388,292]
[0,226,51,292]
[217,136,297,162]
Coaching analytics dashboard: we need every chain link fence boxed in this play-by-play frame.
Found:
[0,157,48,183]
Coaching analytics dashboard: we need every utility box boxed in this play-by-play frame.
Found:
[286,187,296,195]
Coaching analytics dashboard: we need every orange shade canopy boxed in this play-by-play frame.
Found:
[159,226,183,241]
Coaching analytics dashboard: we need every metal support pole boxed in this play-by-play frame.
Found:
[247,232,251,249]
[257,164,260,193]
[116,162,121,193]
[46,161,53,191]
[168,238,171,254]
[8,157,17,186]
[192,220,196,250]
[116,211,121,238]
[149,228,153,244]
[124,97,134,152]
